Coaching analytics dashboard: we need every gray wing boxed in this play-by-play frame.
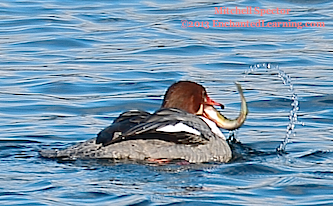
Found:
[96,110,151,146]
[97,108,217,146]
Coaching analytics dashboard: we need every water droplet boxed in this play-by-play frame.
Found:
[244,63,299,153]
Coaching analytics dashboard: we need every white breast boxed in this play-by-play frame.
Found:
[199,116,226,140]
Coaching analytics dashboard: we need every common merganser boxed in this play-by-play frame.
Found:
[40,81,248,163]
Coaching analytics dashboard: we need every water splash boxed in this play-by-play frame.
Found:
[241,63,303,153]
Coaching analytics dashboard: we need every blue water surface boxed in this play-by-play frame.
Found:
[1,0,333,205]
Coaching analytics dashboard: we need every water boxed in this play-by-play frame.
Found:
[1,0,333,205]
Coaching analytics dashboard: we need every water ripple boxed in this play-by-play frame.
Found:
[1,0,333,205]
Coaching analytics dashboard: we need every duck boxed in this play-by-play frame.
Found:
[40,81,248,163]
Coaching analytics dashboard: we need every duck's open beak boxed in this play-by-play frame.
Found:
[205,95,224,109]
[203,82,248,130]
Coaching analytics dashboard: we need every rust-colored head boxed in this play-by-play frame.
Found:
[161,81,248,130]
[161,81,223,114]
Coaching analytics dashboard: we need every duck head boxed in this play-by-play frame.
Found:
[161,81,248,130]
